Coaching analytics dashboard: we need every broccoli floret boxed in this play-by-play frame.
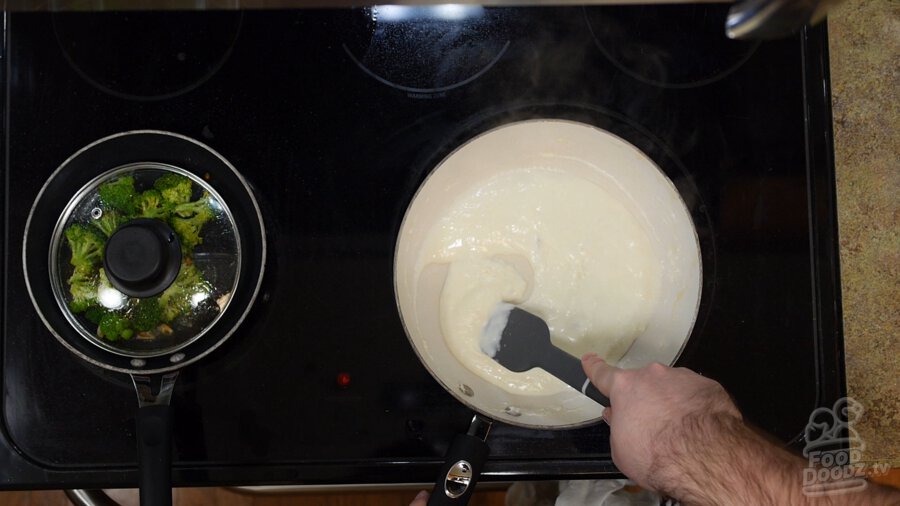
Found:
[135,189,171,220]
[83,305,107,324]
[94,210,125,237]
[65,223,105,271]
[159,262,211,322]
[67,265,98,313]
[95,268,128,312]
[173,191,212,218]
[170,216,209,252]
[98,175,136,214]
[169,193,214,251]
[98,267,113,290]
[153,173,193,206]
[130,297,163,332]
[98,312,133,341]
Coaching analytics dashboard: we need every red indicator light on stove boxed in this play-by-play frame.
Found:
[336,372,351,388]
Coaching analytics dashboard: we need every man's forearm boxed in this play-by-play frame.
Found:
[647,412,798,505]
[651,412,899,506]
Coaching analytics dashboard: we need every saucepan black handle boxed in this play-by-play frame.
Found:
[137,404,173,506]
[427,433,490,506]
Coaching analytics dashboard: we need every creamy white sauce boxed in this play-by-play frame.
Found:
[420,168,661,395]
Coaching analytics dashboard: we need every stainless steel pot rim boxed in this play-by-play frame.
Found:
[23,129,267,375]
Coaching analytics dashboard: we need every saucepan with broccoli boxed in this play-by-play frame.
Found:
[58,166,234,351]
[23,131,266,506]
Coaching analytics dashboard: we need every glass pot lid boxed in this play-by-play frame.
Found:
[49,162,241,357]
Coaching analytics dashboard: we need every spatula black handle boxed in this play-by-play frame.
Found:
[543,346,610,406]
[582,380,610,406]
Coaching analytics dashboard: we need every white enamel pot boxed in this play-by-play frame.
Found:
[394,119,702,505]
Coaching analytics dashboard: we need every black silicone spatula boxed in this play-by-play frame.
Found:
[493,307,610,406]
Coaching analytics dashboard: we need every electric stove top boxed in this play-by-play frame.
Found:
[0,4,844,489]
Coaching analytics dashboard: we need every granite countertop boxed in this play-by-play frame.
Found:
[828,0,899,466]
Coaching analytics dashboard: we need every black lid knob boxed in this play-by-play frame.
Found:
[103,218,182,298]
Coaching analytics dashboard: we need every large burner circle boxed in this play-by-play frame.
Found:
[585,4,758,89]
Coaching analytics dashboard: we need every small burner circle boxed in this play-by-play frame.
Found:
[342,5,513,96]
[52,11,243,101]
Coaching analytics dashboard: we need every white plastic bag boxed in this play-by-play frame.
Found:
[555,479,660,506]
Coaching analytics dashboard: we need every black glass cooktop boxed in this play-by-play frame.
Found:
[0,5,844,488]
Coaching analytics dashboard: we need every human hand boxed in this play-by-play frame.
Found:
[582,354,900,506]
[409,489,429,506]
[581,354,743,499]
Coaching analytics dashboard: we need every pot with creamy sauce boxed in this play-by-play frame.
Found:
[395,119,702,428]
